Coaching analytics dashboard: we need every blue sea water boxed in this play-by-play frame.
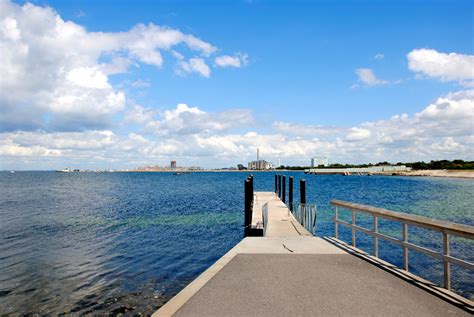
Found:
[0,171,472,314]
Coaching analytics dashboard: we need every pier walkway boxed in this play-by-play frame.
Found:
[154,192,472,316]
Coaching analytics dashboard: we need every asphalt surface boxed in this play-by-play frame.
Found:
[174,253,471,316]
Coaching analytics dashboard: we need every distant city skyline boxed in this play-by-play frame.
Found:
[0,0,473,170]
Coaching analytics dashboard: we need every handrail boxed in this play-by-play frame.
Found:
[331,199,474,293]
[332,199,474,239]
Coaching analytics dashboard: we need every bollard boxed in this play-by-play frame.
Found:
[300,179,306,205]
[277,174,280,196]
[278,175,282,198]
[289,176,293,211]
[274,174,277,193]
[282,175,286,204]
[244,176,255,236]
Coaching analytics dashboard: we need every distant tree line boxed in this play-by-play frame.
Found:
[404,160,474,170]
[275,160,474,170]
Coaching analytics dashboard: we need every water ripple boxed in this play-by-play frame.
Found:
[0,171,472,314]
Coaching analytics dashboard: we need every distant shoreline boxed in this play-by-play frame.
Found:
[375,169,474,179]
[5,169,474,179]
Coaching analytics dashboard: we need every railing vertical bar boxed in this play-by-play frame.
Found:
[443,232,451,290]
[403,223,408,271]
[335,206,339,239]
[352,209,356,247]
[373,215,378,257]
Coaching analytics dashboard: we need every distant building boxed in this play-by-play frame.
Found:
[248,160,272,170]
[170,160,177,169]
[311,157,329,167]
[237,164,247,170]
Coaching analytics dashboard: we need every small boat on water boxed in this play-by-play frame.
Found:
[56,168,71,172]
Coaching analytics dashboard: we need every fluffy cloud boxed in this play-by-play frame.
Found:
[143,104,255,135]
[214,53,248,68]
[346,127,371,141]
[407,49,474,85]
[0,0,239,132]
[176,57,211,77]
[1,90,472,169]
[355,68,389,86]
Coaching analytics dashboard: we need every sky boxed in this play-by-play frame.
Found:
[0,0,473,170]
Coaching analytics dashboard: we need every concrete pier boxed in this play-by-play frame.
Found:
[154,192,473,316]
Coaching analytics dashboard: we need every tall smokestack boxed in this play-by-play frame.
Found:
[257,148,259,162]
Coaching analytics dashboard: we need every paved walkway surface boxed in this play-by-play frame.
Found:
[154,192,473,316]
[173,253,469,316]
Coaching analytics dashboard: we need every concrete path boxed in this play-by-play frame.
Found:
[153,192,473,316]
[173,253,469,316]
[252,192,311,237]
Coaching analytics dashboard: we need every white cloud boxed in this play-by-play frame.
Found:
[374,53,384,60]
[144,103,254,135]
[123,104,157,124]
[214,53,248,68]
[355,68,389,86]
[2,90,472,169]
[0,142,61,157]
[407,49,474,85]
[346,127,371,141]
[0,0,243,132]
[66,67,111,89]
[176,57,211,77]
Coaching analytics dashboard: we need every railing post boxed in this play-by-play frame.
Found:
[352,209,356,247]
[289,176,293,211]
[334,206,338,239]
[282,175,286,204]
[403,223,408,271]
[443,232,451,290]
[300,179,306,205]
[373,215,378,257]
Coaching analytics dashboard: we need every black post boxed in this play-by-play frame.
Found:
[300,179,306,205]
[278,175,281,198]
[282,175,286,204]
[289,176,293,211]
[250,175,254,205]
[277,174,281,197]
[274,174,277,193]
[244,179,250,234]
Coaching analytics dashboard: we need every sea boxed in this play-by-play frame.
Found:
[0,171,472,314]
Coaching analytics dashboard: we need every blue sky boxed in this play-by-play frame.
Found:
[0,0,473,169]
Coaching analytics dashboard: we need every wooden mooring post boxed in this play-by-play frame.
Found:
[274,174,277,194]
[282,175,286,204]
[300,179,306,205]
[244,175,254,236]
[289,176,293,211]
[278,175,282,198]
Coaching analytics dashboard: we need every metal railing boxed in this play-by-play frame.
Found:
[291,203,317,234]
[331,199,474,291]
